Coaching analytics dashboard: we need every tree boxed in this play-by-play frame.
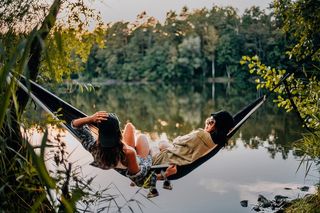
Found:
[94,22,130,79]
[42,27,104,82]
[240,7,274,61]
[241,0,320,131]
[216,33,240,78]
[274,0,320,62]
[163,10,190,45]
[177,36,202,79]
[205,6,240,78]
[201,25,218,78]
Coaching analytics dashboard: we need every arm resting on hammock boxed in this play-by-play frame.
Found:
[71,111,108,151]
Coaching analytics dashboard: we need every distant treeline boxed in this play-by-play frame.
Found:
[82,6,289,82]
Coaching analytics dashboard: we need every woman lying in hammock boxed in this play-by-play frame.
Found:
[71,111,176,186]
[152,111,234,170]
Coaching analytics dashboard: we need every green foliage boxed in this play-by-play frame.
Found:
[240,6,274,58]
[293,131,320,207]
[300,131,320,158]
[216,33,240,77]
[274,0,320,62]
[81,5,284,82]
[294,132,320,168]
[40,27,104,82]
[0,0,101,33]
[241,56,320,130]
[240,1,320,132]
[177,36,202,78]
[0,139,54,211]
[0,34,55,211]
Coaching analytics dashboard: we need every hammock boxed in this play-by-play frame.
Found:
[14,74,288,180]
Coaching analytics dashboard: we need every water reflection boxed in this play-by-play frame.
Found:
[51,131,315,213]
[31,81,317,212]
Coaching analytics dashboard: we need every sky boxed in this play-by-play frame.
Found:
[92,0,273,23]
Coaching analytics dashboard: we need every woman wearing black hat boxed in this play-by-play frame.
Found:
[152,110,234,168]
[71,111,154,186]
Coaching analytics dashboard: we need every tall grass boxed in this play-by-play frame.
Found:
[286,131,320,212]
[0,35,56,211]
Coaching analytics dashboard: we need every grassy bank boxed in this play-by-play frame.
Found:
[284,132,320,212]
[284,189,320,213]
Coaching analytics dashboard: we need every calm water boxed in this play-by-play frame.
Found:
[38,81,317,212]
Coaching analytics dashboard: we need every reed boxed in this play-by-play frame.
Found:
[0,35,55,211]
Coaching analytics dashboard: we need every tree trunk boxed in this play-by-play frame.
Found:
[211,82,215,100]
[226,65,231,79]
[211,54,215,79]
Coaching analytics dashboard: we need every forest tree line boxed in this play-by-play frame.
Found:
[81,5,288,82]
[2,4,307,83]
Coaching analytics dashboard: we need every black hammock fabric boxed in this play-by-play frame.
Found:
[16,75,270,180]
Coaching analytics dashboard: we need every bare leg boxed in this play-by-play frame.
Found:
[135,134,150,158]
[123,122,135,149]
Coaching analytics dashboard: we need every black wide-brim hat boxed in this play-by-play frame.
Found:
[98,113,121,148]
[211,111,234,133]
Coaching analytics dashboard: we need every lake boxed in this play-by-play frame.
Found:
[32,80,317,212]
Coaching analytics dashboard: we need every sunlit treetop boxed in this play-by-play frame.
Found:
[0,0,102,34]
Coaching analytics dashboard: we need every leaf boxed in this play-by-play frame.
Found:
[79,84,84,93]
[296,155,306,174]
[54,30,64,55]
[30,192,48,213]
[26,130,56,189]
[0,75,15,128]
[60,195,75,213]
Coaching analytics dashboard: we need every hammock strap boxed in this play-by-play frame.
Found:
[227,95,267,138]
[227,73,291,138]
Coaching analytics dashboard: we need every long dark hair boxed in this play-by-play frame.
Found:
[96,113,126,168]
[97,129,126,168]
[210,111,234,146]
[210,130,228,146]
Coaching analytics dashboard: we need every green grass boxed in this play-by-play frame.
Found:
[285,131,320,213]
[284,187,320,213]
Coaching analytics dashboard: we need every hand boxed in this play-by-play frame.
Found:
[165,165,177,177]
[90,111,108,123]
